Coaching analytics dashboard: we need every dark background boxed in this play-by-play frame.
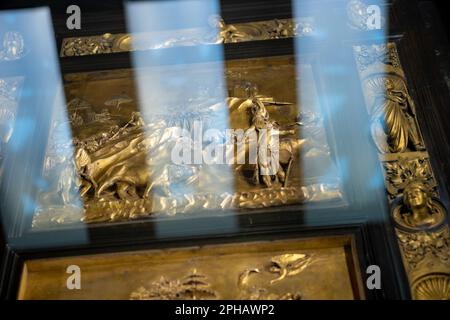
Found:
[0,0,448,42]
[431,0,449,41]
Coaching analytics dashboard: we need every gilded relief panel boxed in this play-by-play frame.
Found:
[18,237,362,300]
[32,55,343,228]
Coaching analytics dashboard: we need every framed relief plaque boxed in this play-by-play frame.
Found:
[18,236,363,300]
[32,54,344,227]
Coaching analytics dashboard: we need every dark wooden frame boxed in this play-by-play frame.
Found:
[1,0,448,300]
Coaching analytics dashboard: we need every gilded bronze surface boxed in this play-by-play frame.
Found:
[18,236,362,300]
[355,44,425,154]
[354,42,450,300]
[412,273,450,300]
[392,182,446,231]
[60,17,314,57]
[33,55,342,227]
[382,153,437,201]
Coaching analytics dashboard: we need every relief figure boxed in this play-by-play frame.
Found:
[370,78,424,154]
[392,182,446,231]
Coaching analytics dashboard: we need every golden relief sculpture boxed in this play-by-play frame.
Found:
[129,254,310,300]
[130,270,219,300]
[392,182,446,231]
[397,227,450,270]
[354,42,450,300]
[32,56,343,227]
[383,155,437,200]
[18,237,361,300]
[369,78,425,154]
[355,43,425,154]
[412,274,450,300]
[60,17,314,57]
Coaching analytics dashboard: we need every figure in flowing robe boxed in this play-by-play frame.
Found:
[370,78,424,154]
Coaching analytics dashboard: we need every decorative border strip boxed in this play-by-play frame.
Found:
[354,42,450,300]
[60,17,314,57]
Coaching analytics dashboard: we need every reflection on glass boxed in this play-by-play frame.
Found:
[0,77,22,177]
[0,8,87,245]
[1,1,391,232]
[29,1,348,228]
[0,31,27,61]
[59,17,315,57]
[32,53,346,228]
[293,0,388,220]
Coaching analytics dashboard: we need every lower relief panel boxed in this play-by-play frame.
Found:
[18,236,362,300]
